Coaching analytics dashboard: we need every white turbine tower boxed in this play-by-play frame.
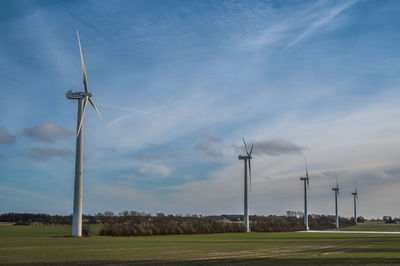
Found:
[67,30,102,237]
[352,181,359,225]
[332,175,340,229]
[238,138,253,233]
[299,156,310,230]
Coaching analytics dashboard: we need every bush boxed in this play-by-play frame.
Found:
[100,218,247,237]
[82,224,90,237]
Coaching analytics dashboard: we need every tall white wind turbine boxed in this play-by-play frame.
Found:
[66,30,102,237]
[238,138,253,233]
[299,156,310,230]
[352,181,359,225]
[332,175,340,229]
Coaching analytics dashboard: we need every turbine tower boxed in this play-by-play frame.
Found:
[67,30,102,237]
[299,156,310,230]
[332,176,340,229]
[238,138,253,233]
[352,181,359,224]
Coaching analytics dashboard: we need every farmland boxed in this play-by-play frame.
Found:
[1,223,400,265]
[340,221,400,232]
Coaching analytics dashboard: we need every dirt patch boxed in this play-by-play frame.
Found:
[323,251,344,255]
[0,223,14,226]
[168,247,309,261]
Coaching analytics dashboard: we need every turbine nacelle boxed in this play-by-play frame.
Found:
[66,90,93,100]
[238,155,252,160]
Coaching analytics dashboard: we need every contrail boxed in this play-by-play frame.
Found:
[97,102,151,114]
[284,0,358,50]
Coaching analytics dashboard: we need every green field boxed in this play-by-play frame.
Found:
[1,224,400,265]
[340,221,400,232]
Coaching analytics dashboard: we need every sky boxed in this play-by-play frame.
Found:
[1,0,400,219]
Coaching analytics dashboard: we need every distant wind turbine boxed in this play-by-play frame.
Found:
[238,138,253,233]
[66,30,102,237]
[352,181,359,225]
[332,174,340,229]
[300,156,310,230]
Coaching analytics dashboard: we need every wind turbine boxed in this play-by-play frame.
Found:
[332,175,340,229]
[66,30,102,237]
[238,138,253,233]
[352,181,359,224]
[299,156,310,230]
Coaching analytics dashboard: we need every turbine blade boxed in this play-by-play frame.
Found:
[248,159,251,192]
[335,173,338,189]
[304,155,309,179]
[88,97,102,119]
[242,138,249,155]
[249,144,254,155]
[76,96,88,137]
[77,30,88,93]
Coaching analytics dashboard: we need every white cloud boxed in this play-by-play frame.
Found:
[139,164,172,177]
[23,123,72,143]
[0,126,16,144]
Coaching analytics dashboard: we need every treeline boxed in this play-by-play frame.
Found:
[0,212,112,225]
[0,213,71,225]
[100,215,246,236]
[0,211,138,225]
[1,211,356,236]
[99,212,356,236]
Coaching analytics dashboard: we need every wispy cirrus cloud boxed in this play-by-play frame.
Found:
[194,142,223,158]
[194,133,223,158]
[234,139,303,156]
[202,133,222,143]
[28,147,74,161]
[0,185,54,201]
[139,164,172,177]
[135,154,161,161]
[252,139,304,156]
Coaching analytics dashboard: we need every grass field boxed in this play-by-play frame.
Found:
[340,221,400,232]
[1,224,400,265]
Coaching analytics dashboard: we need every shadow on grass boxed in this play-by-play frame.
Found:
[22,257,400,265]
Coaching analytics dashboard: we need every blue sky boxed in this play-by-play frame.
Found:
[1,0,400,218]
